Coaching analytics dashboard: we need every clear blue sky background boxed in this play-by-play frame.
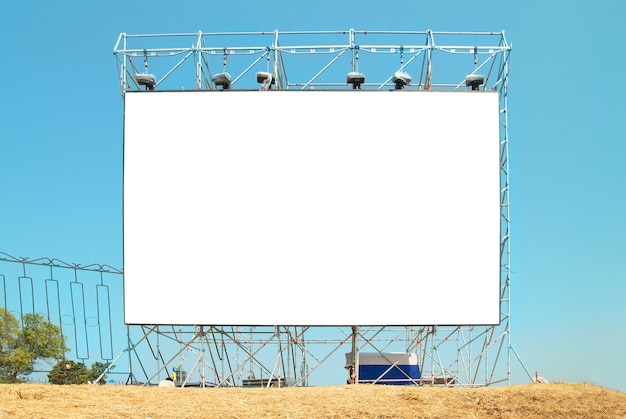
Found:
[1,1,625,392]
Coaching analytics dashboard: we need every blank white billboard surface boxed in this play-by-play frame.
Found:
[123,90,500,326]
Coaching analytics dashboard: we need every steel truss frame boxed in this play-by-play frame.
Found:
[113,29,511,93]
[0,29,523,388]
[110,28,519,388]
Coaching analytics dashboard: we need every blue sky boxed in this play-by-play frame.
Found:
[1,1,625,392]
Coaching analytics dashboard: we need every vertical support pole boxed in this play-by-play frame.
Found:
[195,31,202,90]
[199,325,206,388]
[350,325,358,384]
[425,30,433,90]
[155,325,160,381]
[500,40,512,386]
[273,29,280,89]
[126,324,134,384]
[349,29,356,73]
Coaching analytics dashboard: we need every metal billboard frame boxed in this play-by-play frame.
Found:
[0,28,521,388]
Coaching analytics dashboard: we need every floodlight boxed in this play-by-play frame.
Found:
[135,73,156,90]
[211,72,232,90]
[256,71,274,84]
[256,71,275,91]
[393,71,411,90]
[346,71,365,89]
[465,74,484,91]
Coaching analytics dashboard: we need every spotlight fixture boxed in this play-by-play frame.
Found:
[211,72,232,90]
[465,74,484,91]
[135,73,156,90]
[256,71,274,84]
[256,71,275,90]
[392,71,411,90]
[346,71,365,90]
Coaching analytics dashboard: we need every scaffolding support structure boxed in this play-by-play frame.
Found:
[110,28,516,387]
[0,28,517,388]
[113,29,511,93]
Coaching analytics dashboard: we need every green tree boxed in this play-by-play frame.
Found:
[0,309,21,382]
[0,308,68,383]
[47,360,92,384]
[48,360,113,385]
[89,361,112,384]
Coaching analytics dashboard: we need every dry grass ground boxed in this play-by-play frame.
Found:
[0,382,624,419]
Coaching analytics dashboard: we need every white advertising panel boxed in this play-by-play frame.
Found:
[123,90,500,325]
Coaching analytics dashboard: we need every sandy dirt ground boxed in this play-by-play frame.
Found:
[0,382,625,418]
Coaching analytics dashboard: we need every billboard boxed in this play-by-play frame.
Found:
[123,90,500,326]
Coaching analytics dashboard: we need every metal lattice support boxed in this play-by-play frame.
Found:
[110,28,515,388]
[113,29,511,93]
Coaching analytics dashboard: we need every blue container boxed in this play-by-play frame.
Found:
[355,353,421,385]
